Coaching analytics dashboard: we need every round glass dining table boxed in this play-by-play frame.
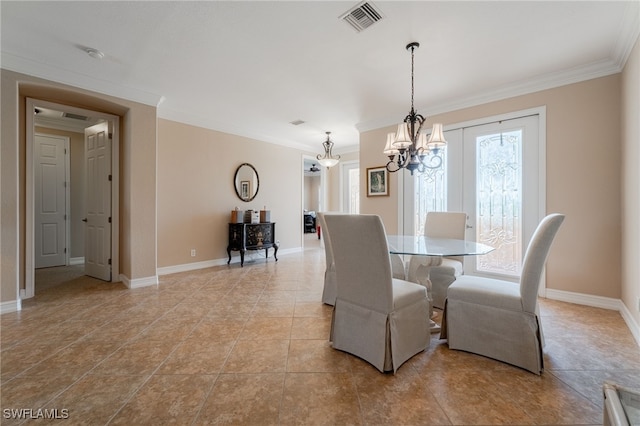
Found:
[386,235,494,333]
[386,235,494,257]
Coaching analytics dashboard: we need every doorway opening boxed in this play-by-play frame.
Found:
[302,156,324,249]
[25,98,120,298]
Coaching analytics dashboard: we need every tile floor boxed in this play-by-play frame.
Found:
[2,246,640,425]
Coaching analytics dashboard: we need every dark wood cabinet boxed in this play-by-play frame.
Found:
[227,222,278,267]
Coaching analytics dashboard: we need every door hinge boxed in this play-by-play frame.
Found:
[64,214,67,220]
[108,217,112,223]
[108,133,113,139]
[108,174,112,181]
[108,258,112,265]
[64,248,67,254]
[64,181,67,188]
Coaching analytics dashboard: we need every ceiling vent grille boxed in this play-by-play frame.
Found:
[340,1,383,33]
[64,112,89,121]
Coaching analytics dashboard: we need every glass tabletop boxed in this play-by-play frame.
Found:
[386,235,495,257]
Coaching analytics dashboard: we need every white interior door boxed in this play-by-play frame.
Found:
[84,122,112,281]
[34,134,68,268]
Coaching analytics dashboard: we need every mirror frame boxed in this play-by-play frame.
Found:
[234,163,260,202]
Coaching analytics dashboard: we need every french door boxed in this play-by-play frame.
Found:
[405,109,544,282]
[462,115,541,279]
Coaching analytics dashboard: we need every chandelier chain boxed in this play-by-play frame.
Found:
[410,44,415,111]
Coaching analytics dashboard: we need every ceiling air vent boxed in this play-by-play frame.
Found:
[340,1,383,33]
[64,112,89,121]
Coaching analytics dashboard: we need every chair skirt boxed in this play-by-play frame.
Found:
[331,294,430,373]
[441,298,544,374]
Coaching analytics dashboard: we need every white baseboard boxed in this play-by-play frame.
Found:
[0,299,21,314]
[157,258,227,276]
[157,247,303,276]
[545,288,640,347]
[119,274,158,289]
[545,288,621,310]
[69,257,85,265]
[620,302,640,347]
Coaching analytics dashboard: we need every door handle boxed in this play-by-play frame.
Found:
[82,218,87,222]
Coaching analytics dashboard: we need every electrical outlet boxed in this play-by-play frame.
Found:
[190,249,196,257]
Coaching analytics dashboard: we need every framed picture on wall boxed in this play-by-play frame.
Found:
[240,180,250,200]
[367,166,389,197]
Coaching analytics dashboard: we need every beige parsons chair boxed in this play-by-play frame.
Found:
[317,213,337,305]
[440,213,565,374]
[324,214,430,373]
[319,212,407,306]
[407,211,467,309]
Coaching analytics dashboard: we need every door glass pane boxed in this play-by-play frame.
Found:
[413,151,447,235]
[476,130,522,276]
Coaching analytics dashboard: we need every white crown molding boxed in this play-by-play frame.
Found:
[613,2,640,68]
[356,59,624,133]
[158,107,313,152]
[1,52,164,107]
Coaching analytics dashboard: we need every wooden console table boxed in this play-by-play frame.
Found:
[227,222,278,267]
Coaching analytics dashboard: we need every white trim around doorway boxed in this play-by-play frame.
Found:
[24,98,120,299]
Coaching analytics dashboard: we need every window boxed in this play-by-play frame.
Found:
[341,161,359,214]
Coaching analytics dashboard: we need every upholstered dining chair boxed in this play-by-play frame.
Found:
[319,212,408,306]
[323,214,430,373]
[440,213,565,374]
[317,212,337,305]
[407,211,467,309]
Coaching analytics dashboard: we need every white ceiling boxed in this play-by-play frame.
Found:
[2,1,638,153]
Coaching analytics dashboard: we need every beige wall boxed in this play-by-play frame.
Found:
[3,47,637,320]
[157,119,307,268]
[34,126,85,259]
[1,69,157,306]
[360,74,622,299]
[621,37,640,326]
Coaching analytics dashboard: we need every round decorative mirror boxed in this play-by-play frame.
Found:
[234,163,259,202]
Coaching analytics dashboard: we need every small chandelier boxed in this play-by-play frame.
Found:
[384,42,447,175]
[317,131,340,168]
